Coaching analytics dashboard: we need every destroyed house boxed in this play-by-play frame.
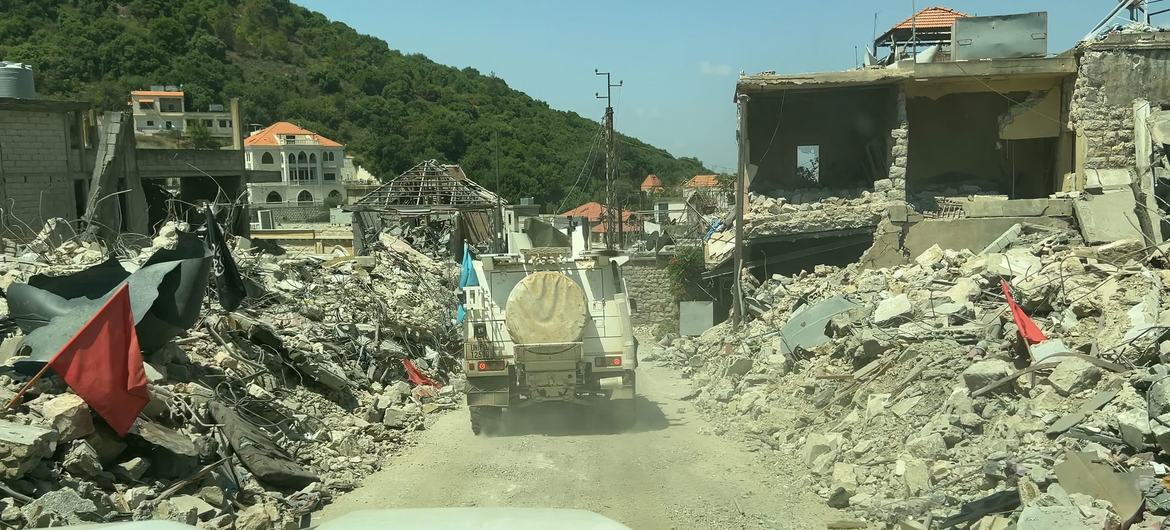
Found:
[713,10,1170,317]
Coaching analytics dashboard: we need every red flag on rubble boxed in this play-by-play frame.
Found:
[1000,280,1047,345]
[402,358,441,388]
[48,284,149,436]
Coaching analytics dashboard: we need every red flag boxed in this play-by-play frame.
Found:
[402,358,441,388]
[48,284,149,436]
[1000,280,1047,345]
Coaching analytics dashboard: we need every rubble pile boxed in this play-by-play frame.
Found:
[651,227,1170,528]
[0,219,463,529]
[746,188,896,237]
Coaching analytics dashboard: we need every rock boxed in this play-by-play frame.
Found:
[21,489,100,526]
[724,357,753,377]
[874,294,913,326]
[198,486,226,508]
[235,501,278,530]
[1117,407,1152,451]
[83,424,127,465]
[831,462,858,495]
[1046,357,1101,396]
[41,394,94,441]
[1016,505,1096,530]
[167,494,218,522]
[1095,239,1144,264]
[62,440,102,477]
[946,278,981,303]
[905,433,948,460]
[803,432,842,467]
[144,362,168,383]
[153,498,199,525]
[116,457,150,481]
[123,486,154,510]
[0,421,58,479]
[961,360,1014,393]
[986,249,1042,278]
[382,408,408,429]
[858,331,892,360]
[915,244,945,267]
[902,458,931,496]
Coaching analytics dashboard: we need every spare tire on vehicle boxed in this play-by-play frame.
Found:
[505,271,588,345]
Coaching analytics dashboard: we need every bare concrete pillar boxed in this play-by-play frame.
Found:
[230,98,242,151]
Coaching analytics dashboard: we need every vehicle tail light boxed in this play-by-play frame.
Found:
[473,360,506,372]
[594,356,622,368]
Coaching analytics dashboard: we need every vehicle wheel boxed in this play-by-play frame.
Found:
[470,407,502,435]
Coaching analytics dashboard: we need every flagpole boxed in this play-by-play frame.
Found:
[5,362,54,410]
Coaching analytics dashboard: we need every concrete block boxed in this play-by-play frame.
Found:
[0,421,58,479]
[906,433,948,460]
[1073,190,1145,244]
[1084,168,1133,190]
[963,199,1074,218]
[1046,357,1101,396]
[961,359,1015,393]
[873,294,912,326]
[42,394,94,441]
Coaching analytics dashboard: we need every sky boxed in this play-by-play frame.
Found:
[297,0,1126,172]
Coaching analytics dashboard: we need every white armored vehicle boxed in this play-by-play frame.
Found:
[460,233,638,435]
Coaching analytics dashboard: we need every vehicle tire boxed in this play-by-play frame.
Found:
[470,407,502,435]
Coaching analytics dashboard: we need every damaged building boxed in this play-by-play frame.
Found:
[711,9,1170,300]
[0,67,274,242]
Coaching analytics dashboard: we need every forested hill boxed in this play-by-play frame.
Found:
[0,0,709,208]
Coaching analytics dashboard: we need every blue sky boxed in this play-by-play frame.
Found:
[297,1,1124,172]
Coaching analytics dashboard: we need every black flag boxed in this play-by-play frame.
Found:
[204,208,247,311]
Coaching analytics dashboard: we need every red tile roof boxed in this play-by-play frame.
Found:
[244,121,343,147]
[560,201,635,222]
[640,174,664,192]
[683,174,721,189]
[889,6,968,32]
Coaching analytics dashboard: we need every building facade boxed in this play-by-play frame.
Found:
[243,122,346,209]
[129,87,233,139]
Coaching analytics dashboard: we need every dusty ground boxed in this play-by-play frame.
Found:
[317,362,838,529]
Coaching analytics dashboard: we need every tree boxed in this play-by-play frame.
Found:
[187,120,216,149]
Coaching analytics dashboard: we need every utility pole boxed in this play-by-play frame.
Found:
[595,69,622,250]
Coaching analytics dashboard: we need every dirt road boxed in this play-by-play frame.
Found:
[318,362,838,529]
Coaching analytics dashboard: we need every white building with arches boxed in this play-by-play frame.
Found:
[243,122,347,210]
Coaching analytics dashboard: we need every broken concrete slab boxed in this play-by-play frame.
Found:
[1084,168,1133,191]
[62,440,102,477]
[116,456,150,481]
[873,294,912,326]
[905,432,948,460]
[1046,357,1101,396]
[1117,408,1152,451]
[1016,505,1097,530]
[961,359,1015,393]
[985,249,1043,279]
[1073,190,1145,244]
[0,421,58,479]
[963,198,1074,218]
[42,393,94,441]
[21,489,101,526]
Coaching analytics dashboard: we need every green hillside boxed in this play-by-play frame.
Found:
[0,0,709,209]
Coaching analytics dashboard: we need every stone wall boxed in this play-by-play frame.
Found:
[880,87,909,200]
[0,110,81,230]
[1070,43,1170,170]
[259,204,329,224]
[624,257,678,329]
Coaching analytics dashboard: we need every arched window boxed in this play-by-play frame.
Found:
[297,151,307,163]
[265,191,282,203]
[310,166,317,180]
[324,151,334,162]
[309,153,317,164]
[288,153,296,164]
[261,152,274,164]
[297,190,313,203]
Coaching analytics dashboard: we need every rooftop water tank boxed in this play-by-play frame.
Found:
[0,62,35,99]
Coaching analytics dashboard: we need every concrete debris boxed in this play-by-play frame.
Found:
[650,221,1170,527]
[0,223,464,529]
